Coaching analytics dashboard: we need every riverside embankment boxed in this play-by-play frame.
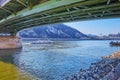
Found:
[66,51,120,80]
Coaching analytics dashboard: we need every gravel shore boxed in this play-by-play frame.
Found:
[66,51,120,80]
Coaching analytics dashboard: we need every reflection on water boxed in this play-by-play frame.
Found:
[0,49,38,80]
[23,41,78,50]
[0,49,21,64]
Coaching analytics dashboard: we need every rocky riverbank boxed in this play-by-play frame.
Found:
[66,51,120,80]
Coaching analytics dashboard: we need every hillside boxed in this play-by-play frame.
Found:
[19,24,88,40]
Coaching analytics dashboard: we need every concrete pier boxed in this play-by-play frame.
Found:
[0,36,22,49]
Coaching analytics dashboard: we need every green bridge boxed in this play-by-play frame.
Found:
[0,0,120,34]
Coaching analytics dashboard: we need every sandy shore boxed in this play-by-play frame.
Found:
[66,51,120,80]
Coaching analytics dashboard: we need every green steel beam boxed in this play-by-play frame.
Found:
[0,7,13,14]
[16,0,27,7]
[0,0,109,27]
[0,0,120,33]
[6,8,120,31]
[2,2,120,28]
[15,13,120,31]
[0,0,85,23]
[14,11,120,31]
[7,1,21,7]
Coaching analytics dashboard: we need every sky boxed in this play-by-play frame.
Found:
[64,18,120,36]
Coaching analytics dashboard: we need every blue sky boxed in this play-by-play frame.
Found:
[64,18,120,36]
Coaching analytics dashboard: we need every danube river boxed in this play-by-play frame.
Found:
[0,40,120,80]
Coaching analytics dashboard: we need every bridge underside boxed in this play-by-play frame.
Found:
[0,0,120,34]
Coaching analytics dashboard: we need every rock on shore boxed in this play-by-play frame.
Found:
[66,51,120,80]
[104,51,120,59]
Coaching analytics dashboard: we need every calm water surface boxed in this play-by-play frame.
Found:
[0,40,120,80]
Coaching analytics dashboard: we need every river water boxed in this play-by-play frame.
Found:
[0,40,120,80]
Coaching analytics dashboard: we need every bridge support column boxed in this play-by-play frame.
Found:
[0,36,22,49]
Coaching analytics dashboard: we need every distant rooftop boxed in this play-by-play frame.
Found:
[0,0,10,7]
